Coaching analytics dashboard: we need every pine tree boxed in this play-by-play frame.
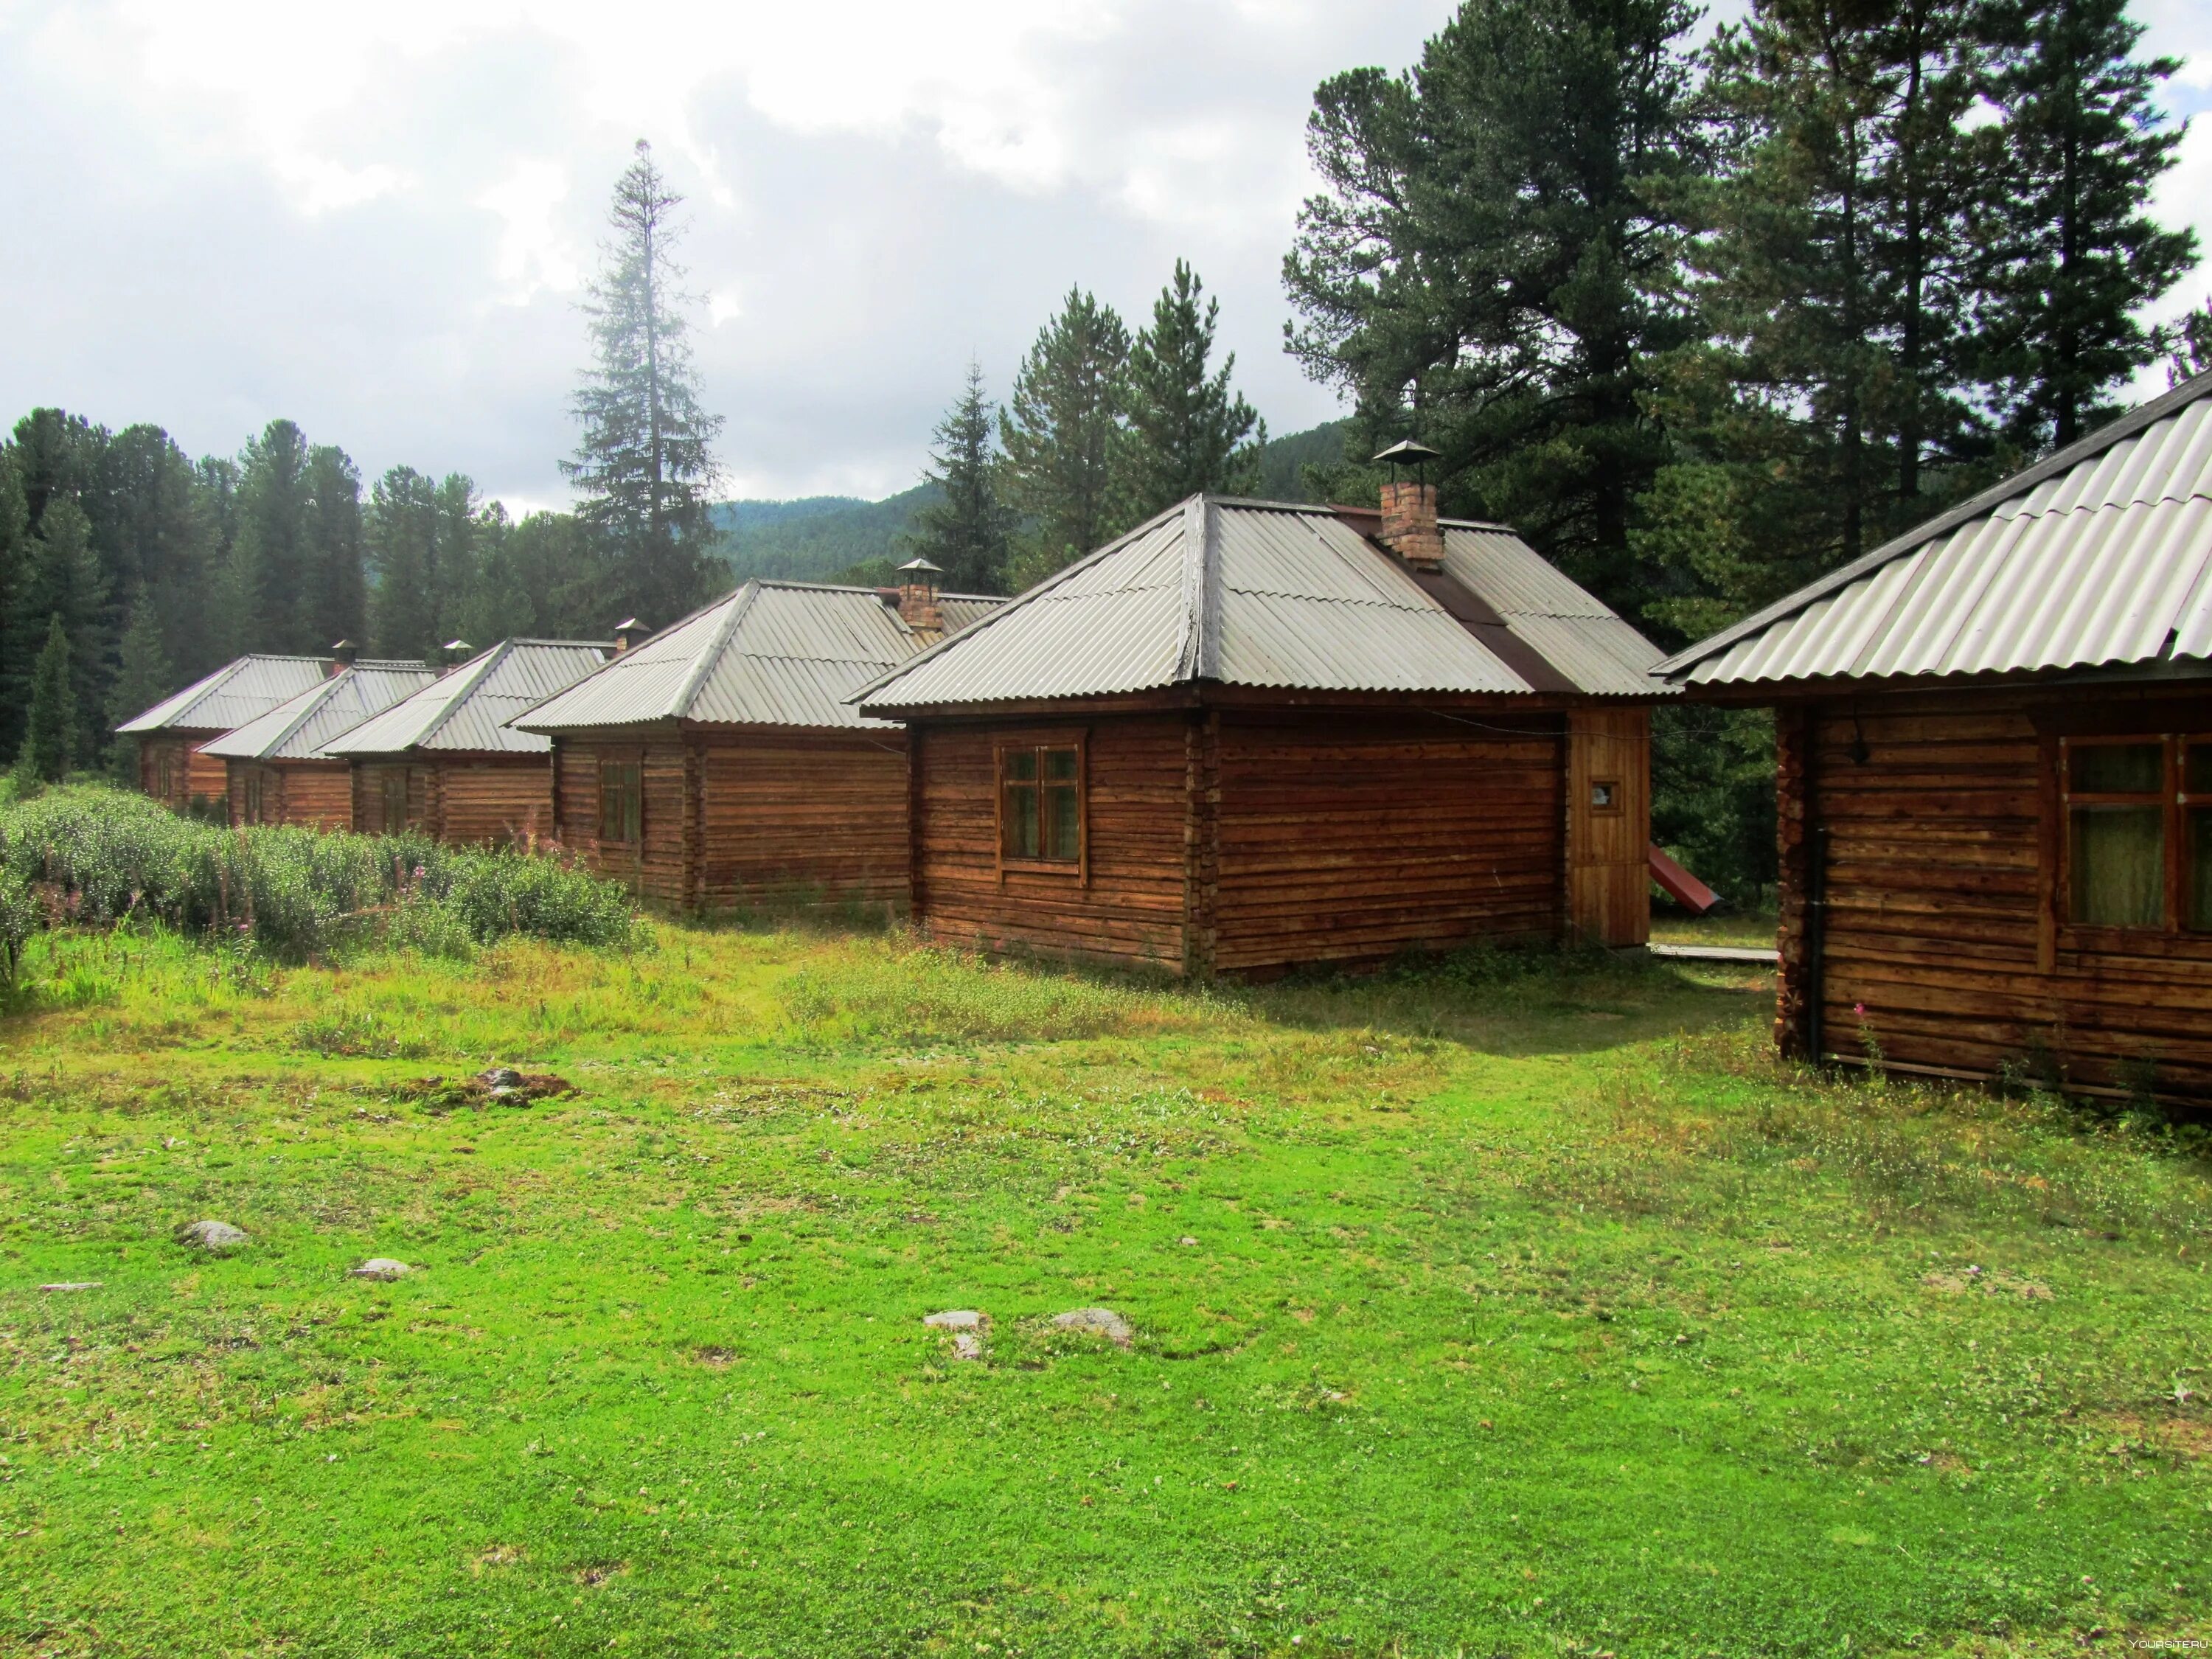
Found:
[105,593,173,780]
[98,425,222,685]
[7,500,108,769]
[15,614,74,785]
[1975,0,2197,450]
[432,473,486,642]
[306,445,366,650]
[368,466,440,660]
[902,365,1017,594]
[1284,0,1706,611]
[0,457,26,763]
[227,420,316,653]
[1000,288,1131,583]
[565,140,726,631]
[2168,299,2212,386]
[1121,262,1264,520]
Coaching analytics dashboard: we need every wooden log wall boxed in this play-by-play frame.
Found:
[226,761,351,830]
[434,757,554,847]
[351,763,425,836]
[1208,709,1565,973]
[136,734,228,814]
[552,733,688,902]
[914,714,1191,969]
[1787,686,2212,1099]
[695,730,909,913]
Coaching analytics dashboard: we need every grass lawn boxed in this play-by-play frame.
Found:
[1,925,2207,1657]
[1649,906,1780,952]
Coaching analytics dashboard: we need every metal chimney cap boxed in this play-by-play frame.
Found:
[897,557,944,577]
[613,616,642,632]
[1372,438,1441,467]
[442,639,473,653]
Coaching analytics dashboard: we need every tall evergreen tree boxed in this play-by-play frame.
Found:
[368,466,441,660]
[98,425,221,684]
[999,287,1131,583]
[2168,299,2212,386]
[1974,0,2197,449]
[105,592,173,779]
[305,445,366,650]
[0,456,26,763]
[903,365,1018,594]
[226,420,316,653]
[6,501,108,769]
[1284,0,1706,611]
[432,473,486,642]
[15,615,74,785]
[1121,262,1265,520]
[565,139,726,631]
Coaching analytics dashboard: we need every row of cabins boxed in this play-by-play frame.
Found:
[117,372,2212,1100]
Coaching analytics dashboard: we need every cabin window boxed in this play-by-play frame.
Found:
[998,740,1083,867]
[2059,734,2212,932]
[1588,778,1621,813]
[598,761,641,844]
[380,768,411,832]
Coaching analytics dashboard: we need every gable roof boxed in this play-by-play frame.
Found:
[854,495,1666,714]
[1658,369,2212,688]
[510,580,1002,734]
[322,640,611,758]
[114,653,333,734]
[197,662,435,762]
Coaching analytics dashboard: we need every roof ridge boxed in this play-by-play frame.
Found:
[1659,368,2212,675]
[848,496,1194,706]
[670,582,762,720]
[408,640,511,752]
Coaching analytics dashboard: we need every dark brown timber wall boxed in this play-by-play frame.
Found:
[554,728,909,911]
[1209,709,1566,973]
[913,714,1189,969]
[226,760,352,830]
[1778,684,2212,1101]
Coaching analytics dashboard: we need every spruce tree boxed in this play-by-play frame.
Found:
[368,465,440,660]
[7,501,108,770]
[903,365,1017,594]
[105,594,173,780]
[1121,262,1264,520]
[432,473,486,639]
[99,425,222,685]
[565,140,726,631]
[0,457,26,762]
[1975,0,2197,450]
[2168,300,2212,386]
[16,614,74,785]
[306,445,366,650]
[226,420,316,653]
[1284,0,1706,611]
[999,287,1131,583]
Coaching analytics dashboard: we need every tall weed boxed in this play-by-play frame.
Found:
[0,785,635,962]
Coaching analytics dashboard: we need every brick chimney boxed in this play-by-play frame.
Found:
[1377,480,1444,572]
[1372,437,1445,572]
[328,639,358,677]
[894,558,944,636]
[613,618,642,655]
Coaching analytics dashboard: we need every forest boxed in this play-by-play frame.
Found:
[1,0,2205,900]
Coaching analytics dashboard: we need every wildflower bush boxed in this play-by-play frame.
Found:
[0,784,634,971]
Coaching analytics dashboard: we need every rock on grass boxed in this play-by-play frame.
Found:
[1054,1307,1133,1346]
[349,1259,414,1281]
[175,1220,248,1252]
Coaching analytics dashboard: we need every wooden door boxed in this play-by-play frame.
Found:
[1567,706,1651,947]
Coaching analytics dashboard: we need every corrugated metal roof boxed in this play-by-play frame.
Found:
[323,640,611,757]
[856,495,1667,712]
[198,663,435,761]
[1660,369,2212,688]
[114,653,331,734]
[510,582,1004,733]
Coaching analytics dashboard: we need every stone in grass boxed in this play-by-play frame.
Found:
[951,1332,985,1362]
[923,1310,987,1331]
[349,1259,414,1281]
[175,1220,248,1252]
[40,1281,102,1293]
[1054,1307,1134,1347]
[478,1067,525,1096]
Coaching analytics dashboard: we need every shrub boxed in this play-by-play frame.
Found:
[0,785,636,962]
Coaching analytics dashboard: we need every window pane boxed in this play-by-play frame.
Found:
[1004,783,1039,858]
[2192,809,2212,932]
[1045,747,1078,782]
[1044,783,1080,860]
[2071,805,2164,925]
[1004,750,1037,781]
[2072,742,2162,793]
[2186,743,2212,796]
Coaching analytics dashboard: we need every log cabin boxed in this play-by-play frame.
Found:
[196,655,434,828]
[1657,368,2212,1104]
[853,484,1671,976]
[114,653,333,815]
[323,639,611,844]
[509,575,999,911]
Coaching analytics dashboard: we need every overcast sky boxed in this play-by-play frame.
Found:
[1,1,2206,514]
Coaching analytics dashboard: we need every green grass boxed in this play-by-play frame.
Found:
[1649,905,1780,951]
[1,925,2207,1657]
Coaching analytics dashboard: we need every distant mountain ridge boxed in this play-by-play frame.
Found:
[711,419,1348,586]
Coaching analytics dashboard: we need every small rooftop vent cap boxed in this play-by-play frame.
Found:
[613,617,643,654]
[328,639,358,673]
[1372,437,1441,479]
